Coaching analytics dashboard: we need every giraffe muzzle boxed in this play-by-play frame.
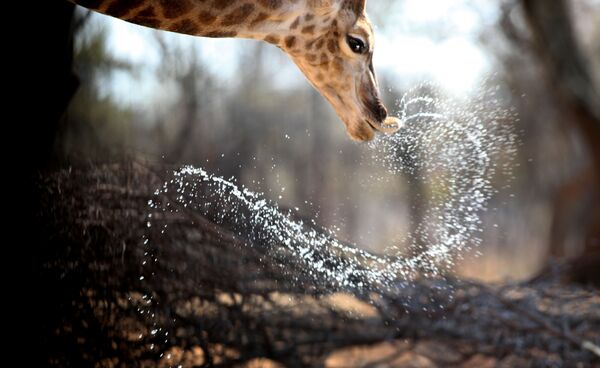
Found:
[361,95,402,135]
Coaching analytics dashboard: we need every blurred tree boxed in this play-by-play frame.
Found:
[520,0,600,282]
[396,84,432,260]
[59,23,134,161]
[153,36,209,161]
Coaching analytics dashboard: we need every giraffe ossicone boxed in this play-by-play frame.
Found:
[70,0,402,141]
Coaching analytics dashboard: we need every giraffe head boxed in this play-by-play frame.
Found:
[72,0,400,141]
[277,0,401,141]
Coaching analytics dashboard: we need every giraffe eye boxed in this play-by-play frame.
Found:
[347,36,367,54]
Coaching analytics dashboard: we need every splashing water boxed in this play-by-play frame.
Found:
[369,83,517,275]
[140,82,517,317]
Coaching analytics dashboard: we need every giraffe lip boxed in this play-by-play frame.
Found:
[365,117,402,134]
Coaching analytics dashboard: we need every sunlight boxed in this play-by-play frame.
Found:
[371,0,493,95]
[374,35,488,95]
[105,15,160,66]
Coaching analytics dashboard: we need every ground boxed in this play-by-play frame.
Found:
[38,163,600,367]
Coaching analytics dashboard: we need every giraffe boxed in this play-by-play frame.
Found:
[69,0,402,141]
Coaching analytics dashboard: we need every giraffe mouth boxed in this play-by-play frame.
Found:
[359,91,402,135]
[365,116,402,134]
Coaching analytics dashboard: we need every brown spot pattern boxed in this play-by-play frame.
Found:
[136,6,155,17]
[305,54,317,62]
[159,0,192,19]
[129,16,161,28]
[198,11,217,24]
[212,0,235,10]
[264,35,280,44]
[290,16,300,29]
[320,53,329,64]
[106,0,144,18]
[169,19,199,34]
[258,0,282,9]
[333,57,344,72]
[251,12,269,26]
[327,39,338,53]
[126,5,157,24]
[221,3,255,26]
[205,30,238,38]
[284,36,296,49]
[301,25,315,34]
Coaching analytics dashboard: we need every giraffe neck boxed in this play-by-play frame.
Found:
[71,0,327,42]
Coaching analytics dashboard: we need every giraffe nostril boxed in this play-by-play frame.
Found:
[376,105,387,121]
[360,92,388,122]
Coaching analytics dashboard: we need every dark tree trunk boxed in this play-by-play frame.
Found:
[522,0,600,146]
[35,163,600,366]
[522,0,600,280]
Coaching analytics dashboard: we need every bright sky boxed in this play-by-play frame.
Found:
[371,0,496,93]
[91,0,498,105]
